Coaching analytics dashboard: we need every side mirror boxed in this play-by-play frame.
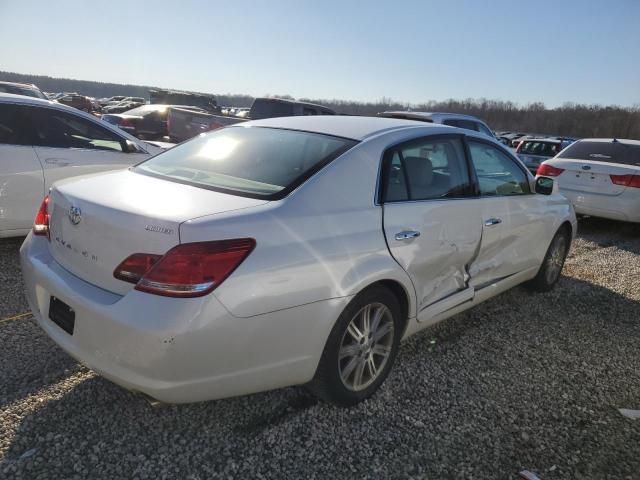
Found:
[535,176,554,195]
[124,139,142,153]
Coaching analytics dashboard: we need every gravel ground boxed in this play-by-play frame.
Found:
[1,218,639,479]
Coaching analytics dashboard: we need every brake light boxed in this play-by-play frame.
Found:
[536,164,565,177]
[114,239,255,298]
[208,121,224,131]
[33,195,50,238]
[113,253,162,283]
[610,174,640,188]
[119,118,135,129]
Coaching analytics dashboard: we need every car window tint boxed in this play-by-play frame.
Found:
[136,127,356,198]
[477,123,494,137]
[29,108,125,152]
[0,104,33,145]
[383,137,472,202]
[384,152,409,202]
[557,140,640,166]
[469,141,531,196]
[443,119,479,132]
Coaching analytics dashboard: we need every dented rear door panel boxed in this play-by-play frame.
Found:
[383,199,482,316]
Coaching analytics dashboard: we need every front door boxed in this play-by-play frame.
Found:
[380,135,482,317]
[466,139,553,288]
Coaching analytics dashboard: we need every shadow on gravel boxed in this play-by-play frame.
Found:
[3,274,639,479]
[577,217,640,254]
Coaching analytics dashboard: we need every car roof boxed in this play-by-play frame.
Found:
[0,92,61,106]
[0,80,38,89]
[379,111,486,123]
[575,138,640,146]
[520,137,562,143]
[238,115,449,140]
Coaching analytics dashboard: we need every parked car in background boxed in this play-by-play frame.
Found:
[167,107,246,143]
[378,111,496,139]
[0,81,47,100]
[167,97,336,142]
[102,104,208,140]
[537,138,640,223]
[20,116,575,406]
[102,100,146,114]
[0,93,165,238]
[55,93,94,112]
[249,97,335,119]
[99,95,127,106]
[150,88,219,113]
[516,138,565,174]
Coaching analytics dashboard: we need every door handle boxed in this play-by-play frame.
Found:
[45,158,70,167]
[395,230,421,241]
[484,218,502,227]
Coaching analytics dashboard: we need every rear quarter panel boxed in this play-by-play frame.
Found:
[179,138,417,319]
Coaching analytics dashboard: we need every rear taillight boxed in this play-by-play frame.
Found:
[120,118,135,129]
[208,121,224,131]
[536,164,565,177]
[610,174,640,188]
[113,253,162,283]
[114,239,255,298]
[33,195,50,238]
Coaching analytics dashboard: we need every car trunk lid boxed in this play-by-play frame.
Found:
[48,169,267,295]
[551,158,639,195]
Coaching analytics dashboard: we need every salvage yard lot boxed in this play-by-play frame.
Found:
[1,218,639,479]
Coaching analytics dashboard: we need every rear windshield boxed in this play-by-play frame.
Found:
[520,141,561,157]
[558,141,640,166]
[135,126,357,199]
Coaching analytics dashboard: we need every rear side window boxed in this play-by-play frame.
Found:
[136,127,356,199]
[477,123,494,137]
[28,108,126,152]
[443,119,479,132]
[381,136,473,202]
[558,141,640,166]
[0,104,33,145]
[468,141,531,196]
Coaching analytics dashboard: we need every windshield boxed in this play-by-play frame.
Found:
[136,126,356,198]
[558,140,640,166]
[520,141,560,157]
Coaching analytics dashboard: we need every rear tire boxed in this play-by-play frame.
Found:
[526,227,570,292]
[307,286,402,406]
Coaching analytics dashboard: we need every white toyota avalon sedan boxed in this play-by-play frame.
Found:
[20,116,577,406]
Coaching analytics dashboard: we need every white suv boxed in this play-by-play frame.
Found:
[378,111,496,139]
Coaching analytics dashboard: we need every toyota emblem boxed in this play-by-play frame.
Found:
[68,206,82,225]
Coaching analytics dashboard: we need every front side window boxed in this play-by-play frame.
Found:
[28,108,125,152]
[381,136,473,202]
[136,126,356,198]
[469,141,530,196]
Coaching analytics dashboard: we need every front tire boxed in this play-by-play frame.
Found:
[308,286,402,406]
[527,227,570,292]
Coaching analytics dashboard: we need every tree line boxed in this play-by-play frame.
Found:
[2,71,638,139]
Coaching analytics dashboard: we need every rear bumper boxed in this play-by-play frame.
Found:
[560,188,640,223]
[20,233,349,403]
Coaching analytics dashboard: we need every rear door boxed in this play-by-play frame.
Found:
[0,103,45,234]
[381,135,482,318]
[466,139,553,286]
[26,106,148,191]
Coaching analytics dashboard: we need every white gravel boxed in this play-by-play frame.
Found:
[1,217,639,479]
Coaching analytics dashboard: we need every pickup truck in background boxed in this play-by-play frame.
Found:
[167,97,336,143]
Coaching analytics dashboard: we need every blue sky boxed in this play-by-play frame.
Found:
[0,0,638,106]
